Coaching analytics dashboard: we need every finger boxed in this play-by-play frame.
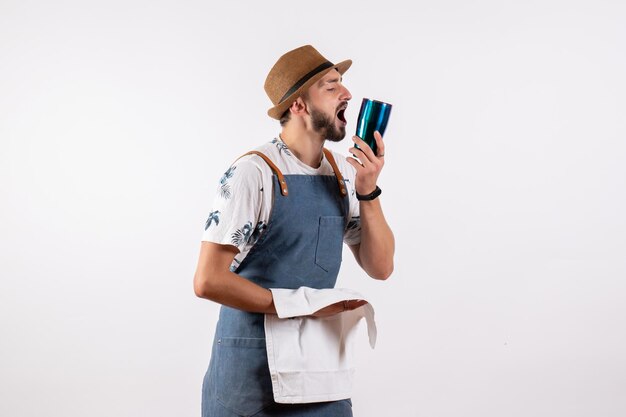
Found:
[346,155,364,171]
[348,146,370,168]
[312,304,341,317]
[349,144,381,169]
[353,135,370,151]
[352,135,377,163]
[345,299,369,311]
[346,156,363,173]
[313,299,368,316]
[373,131,385,157]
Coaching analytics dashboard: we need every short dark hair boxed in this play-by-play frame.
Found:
[279,109,291,126]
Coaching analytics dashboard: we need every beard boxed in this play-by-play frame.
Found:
[309,105,346,142]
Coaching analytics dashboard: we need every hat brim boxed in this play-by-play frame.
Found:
[267,59,352,120]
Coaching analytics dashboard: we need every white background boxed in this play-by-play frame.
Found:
[1,1,625,416]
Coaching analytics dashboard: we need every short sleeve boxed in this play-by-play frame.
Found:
[202,159,265,252]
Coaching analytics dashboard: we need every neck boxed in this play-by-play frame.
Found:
[280,122,326,168]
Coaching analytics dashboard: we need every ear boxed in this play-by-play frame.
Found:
[288,96,308,117]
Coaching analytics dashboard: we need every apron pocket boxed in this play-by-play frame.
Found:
[315,216,344,273]
[215,337,274,416]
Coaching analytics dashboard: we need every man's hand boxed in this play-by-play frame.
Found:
[311,299,369,317]
[346,131,385,195]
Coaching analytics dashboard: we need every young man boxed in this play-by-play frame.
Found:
[194,45,394,417]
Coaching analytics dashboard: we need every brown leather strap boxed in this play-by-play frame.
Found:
[240,151,289,196]
[236,149,346,198]
[323,148,348,197]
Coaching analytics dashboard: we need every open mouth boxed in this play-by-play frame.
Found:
[336,106,347,124]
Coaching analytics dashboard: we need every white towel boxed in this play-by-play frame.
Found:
[264,287,377,404]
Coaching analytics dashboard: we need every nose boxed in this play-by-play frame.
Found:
[340,84,352,101]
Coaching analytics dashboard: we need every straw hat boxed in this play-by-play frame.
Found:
[264,45,352,119]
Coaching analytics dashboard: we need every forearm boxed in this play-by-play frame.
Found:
[346,133,395,279]
[198,271,276,314]
[193,242,276,314]
[357,198,395,279]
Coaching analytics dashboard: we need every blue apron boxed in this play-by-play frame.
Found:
[202,149,353,417]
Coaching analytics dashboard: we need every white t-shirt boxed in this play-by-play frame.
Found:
[202,137,362,271]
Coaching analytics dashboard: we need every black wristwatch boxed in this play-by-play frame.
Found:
[356,186,382,201]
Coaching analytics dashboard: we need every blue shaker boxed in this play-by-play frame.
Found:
[355,98,392,155]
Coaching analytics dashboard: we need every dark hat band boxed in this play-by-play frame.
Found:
[278,61,334,103]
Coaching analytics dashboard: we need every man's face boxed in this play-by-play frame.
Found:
[304,69,352,142]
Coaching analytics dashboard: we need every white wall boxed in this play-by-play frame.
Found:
[1,1,625,416]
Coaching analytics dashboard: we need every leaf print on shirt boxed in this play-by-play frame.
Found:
[231,221,253,248]
[219,166,236,199]
[205,210,221,230]
[229,257,242,272]
[248,221,268,246]
[271,138,292,156]
[346,216,361,231]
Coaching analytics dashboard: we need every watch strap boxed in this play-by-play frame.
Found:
[356,185,382,201]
